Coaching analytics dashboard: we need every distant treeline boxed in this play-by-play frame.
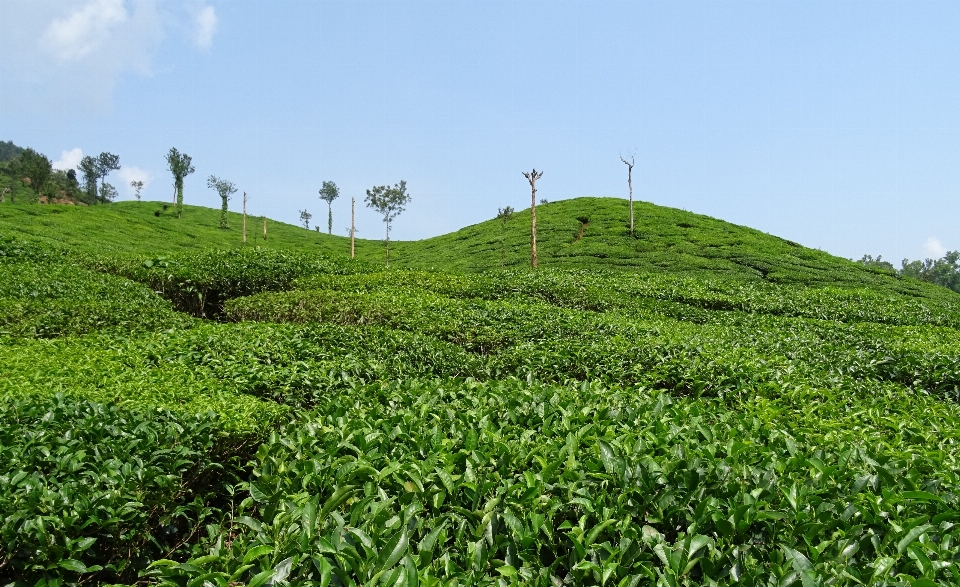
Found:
[0,140,116,206]
[858,252,960,294]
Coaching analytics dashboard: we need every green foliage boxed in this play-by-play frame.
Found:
[147,378,960,586]
[0,395,249,585]
[366,180,411,265]
[902,251,960,294]
[10,147,52,198]
[207,174,238,229]
[0,139,24,162]
[0,261,190,337]
[319,180,340,235]
[165,148,195,218]
[110,247,363,317]
[2,197,959,585]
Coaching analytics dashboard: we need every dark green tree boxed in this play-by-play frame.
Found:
[318,180,340,235]
[207,175,238,229]
[365,180,411,267]
[130,180,144,202]
[95,152,120,203]
[165,148,195,218]
[79,156,99,204]
[12,148,52,200]
[902,251,960,293]
[299,209,312,230]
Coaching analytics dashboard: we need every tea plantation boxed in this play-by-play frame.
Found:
[1,199,959,586]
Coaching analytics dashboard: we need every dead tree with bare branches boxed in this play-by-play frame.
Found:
[620,151,635,235]
[523,169,544,268]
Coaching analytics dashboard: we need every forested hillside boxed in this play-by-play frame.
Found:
[1,199,959,586]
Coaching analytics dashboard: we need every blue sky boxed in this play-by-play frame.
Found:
[1,0,957,263]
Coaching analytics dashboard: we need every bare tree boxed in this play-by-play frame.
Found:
[350,196,356,259]
[242,192,247,243]
[620,151,635,235]
[262,216,267,240]
[522,169,543,268]
[496,206,514,267]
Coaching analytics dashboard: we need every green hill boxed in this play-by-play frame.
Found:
[2,197,960,585]
[0,197,936,286]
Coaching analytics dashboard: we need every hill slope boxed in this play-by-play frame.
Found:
[1,197,952,300]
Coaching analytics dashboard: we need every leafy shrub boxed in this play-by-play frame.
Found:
[147,378,960,586]
[0,262,191,337]
[105,248,367,318]
[0,395,251,585]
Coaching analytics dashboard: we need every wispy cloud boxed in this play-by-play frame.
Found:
[0,0,217,115]
[52,148,84,170]
[924,237,947,259]
[194,5,217,49]
[42,0,127,61]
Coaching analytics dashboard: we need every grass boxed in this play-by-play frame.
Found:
[1,197,959,586]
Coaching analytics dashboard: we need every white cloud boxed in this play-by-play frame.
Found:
[924,237,948,259]
[194,5,217,49]
[52,148,84,170]
[0,0,218,115]
[118,166,151,196]
[42,0,127,61]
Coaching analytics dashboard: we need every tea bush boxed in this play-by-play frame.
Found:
[147,378,960,586]
[0,395,251,585]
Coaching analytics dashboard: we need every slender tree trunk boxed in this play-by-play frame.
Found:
[350,197,355,259]
[263,217,267,240]
[628,166,633,235]
[621,155,635,235]
[327,203,333,235]
[523,169,543,269]
[242,192,247,244]
[385,222,390,267]
[530,188,537,268]
[176,184,183,218]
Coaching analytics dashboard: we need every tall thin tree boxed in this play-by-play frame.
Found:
[496,206,514,267]
[350,196,356,259]
[365,180,411,267]
[522,169,543,268]
[318,181,340,235]
[620,151,636,235]
[242,192,248,243]
[165,148,195,218]
[95,152,120,204]
[207,175,237,229]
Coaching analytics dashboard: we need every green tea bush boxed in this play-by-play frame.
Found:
[106,248,367,317]
[0,262,191,337]
[147,378,960,586]
[225,284,960,398]
[0,395,250,585]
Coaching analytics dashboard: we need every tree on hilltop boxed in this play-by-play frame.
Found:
[365,180,411,267]
[95,152,120,203]
[496,206,514,266]
[299,209,312,230]
[207,175,238,229]
[620,151,636,235]
[12,148,52,200]
[130,180,144,202]
[522,169,543,268]
[318,181,340,235]
[165,148,195,218]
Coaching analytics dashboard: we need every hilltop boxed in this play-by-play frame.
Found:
[0,197,947,295]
